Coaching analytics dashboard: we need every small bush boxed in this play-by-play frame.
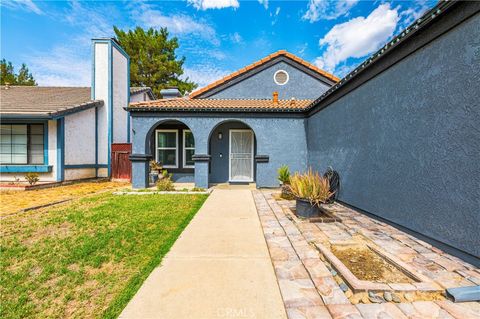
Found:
[191,187,206,192]
[25,172,39,185]
[149,160,162,172]
[288,168,333,206]
[156,177,175,191]
[277,165,290,184]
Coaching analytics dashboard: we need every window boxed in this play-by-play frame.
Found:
[274,70,289,85]
[183,130,195,168]
[156,130,178,168]
[0,124,44,165]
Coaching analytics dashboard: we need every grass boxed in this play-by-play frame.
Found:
[0,181,129,216]
[0,192,208,319]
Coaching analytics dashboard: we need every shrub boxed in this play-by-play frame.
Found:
[191,187,206,192]
[161,169,172,179]
[156,177,175,191]
[288,168,333,206]
[25,172,39,185]
[149,160,162,172]
[277,165,291,184]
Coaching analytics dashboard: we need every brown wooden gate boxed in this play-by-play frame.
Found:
[111,143,132,181]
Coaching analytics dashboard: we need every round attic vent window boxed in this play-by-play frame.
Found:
[274,70,289,85]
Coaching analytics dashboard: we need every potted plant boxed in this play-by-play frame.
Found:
[277,165,293,200]
[149,160,163,184]
[288,168,334,218]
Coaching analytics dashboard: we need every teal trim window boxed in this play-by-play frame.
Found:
[0,124,45,165]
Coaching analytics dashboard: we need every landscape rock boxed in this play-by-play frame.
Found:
[368,291,384,303]
[384,291,393,302]
[391,293,401,303]
[339,283,349,292]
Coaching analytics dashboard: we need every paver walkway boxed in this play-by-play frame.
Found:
[254,189,480,319]
[120,189,287,319]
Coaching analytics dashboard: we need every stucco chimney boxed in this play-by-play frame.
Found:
[273,91,279,104]
[91,38,130,177]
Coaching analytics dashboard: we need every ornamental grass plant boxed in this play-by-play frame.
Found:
[288,168,334,206]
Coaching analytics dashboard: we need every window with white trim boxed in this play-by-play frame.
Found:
[156,129,178,168]
[0,124,44,165]
[183,130,195,168]
[274,70,289,85]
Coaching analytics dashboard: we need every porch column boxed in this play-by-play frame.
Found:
[192,154,210,189]
[130,154,152,189]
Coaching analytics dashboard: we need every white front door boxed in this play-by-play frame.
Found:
[229,129,254,182]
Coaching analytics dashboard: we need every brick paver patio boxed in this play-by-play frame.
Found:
[253,190,480,319]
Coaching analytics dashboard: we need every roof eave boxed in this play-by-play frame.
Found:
[126,107,306,113]
[0,100,104,120]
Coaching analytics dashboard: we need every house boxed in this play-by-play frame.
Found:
[0,39,154,183]
[0,1,477,261]
[127,1,479,261]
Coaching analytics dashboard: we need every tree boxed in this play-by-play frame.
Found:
[114,26,197,98]
[0,59,37,86]
[16,63,36,85]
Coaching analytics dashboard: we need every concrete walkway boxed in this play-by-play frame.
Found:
[120,189,287,319]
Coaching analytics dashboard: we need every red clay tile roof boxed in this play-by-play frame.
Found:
[128,98,312,112]
[189,50,339,98]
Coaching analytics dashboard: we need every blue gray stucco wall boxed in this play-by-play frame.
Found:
[208,61,331,100]
[131,114,308,189]
[306,13,480,257]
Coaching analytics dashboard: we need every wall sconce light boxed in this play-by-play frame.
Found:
[218,132,223,140]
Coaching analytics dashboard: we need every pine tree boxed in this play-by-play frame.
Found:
[114,26,197,98]
[16,63,37,86]
[0,59,37,86]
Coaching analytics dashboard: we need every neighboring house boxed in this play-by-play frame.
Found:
[0,38,154,183]
[130,87,156,102]
[127,1,479,260]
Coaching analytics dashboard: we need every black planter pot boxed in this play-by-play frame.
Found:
[295,198,320,218]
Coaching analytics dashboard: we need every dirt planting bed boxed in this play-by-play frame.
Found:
[331,245,415,283]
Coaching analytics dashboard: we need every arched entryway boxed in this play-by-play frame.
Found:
[146,120,195,183]
[208,120,256,185]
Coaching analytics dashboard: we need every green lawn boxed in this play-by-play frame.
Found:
[0,192,208,319]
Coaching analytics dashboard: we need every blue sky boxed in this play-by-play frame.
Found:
[1,0,436,88]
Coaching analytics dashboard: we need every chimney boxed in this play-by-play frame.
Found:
[91,38,130,177]
[161,87,182,99]
[273,91,279,104]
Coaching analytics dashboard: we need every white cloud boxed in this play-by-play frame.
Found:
[303,0,358,22]
[133,1,218,44]
[258,0,268,10]
[28,46,90,86]
[183,66,232,88]
[229,32,243,44]
[187,0,239,10]
[314,3,399,73]
[399,0,431,28]
[19,0,224,87]
[1,0,43,15]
